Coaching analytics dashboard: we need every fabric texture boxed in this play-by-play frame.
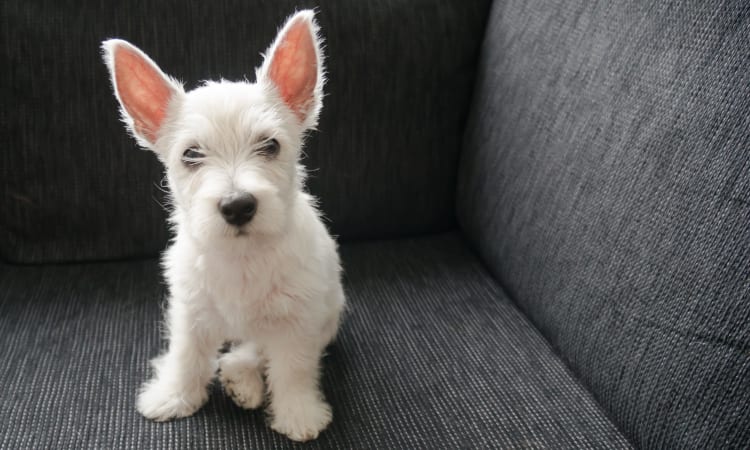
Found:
[0,234,630,449]
[458,1,750,448]
[0,0,490,263]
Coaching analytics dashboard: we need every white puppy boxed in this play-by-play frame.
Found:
[102,10,345,442]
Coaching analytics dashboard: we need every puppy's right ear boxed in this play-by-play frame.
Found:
[102,39,183,148]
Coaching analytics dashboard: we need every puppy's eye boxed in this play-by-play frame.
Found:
[182,147,204,167]
[257,138,280,158]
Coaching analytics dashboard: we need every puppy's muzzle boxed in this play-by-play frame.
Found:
[219,192,257,227]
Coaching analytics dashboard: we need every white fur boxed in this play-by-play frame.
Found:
[102,11,344,442]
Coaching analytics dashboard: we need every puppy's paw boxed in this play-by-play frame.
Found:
[218,357,264,410]
[270,396,332,442]
[136,378,207,421]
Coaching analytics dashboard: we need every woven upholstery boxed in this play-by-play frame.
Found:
[0,235,630,449]
[458,1,750,448]
[3,0,748,447]
[0,0,489,263]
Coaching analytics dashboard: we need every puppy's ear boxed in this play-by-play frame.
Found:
[102,39,183,148]
[258,10,324,129]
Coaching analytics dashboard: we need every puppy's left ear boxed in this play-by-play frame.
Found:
[258,10,324,130]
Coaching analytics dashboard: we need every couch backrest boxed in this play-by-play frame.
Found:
[458,0,750,448]
[1,0,490,263]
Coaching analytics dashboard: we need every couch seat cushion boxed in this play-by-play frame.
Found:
[0,234,629,448]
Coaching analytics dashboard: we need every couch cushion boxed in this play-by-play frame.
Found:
[0,234,629,448]
[457,1,750,448]
[0,0,490,263]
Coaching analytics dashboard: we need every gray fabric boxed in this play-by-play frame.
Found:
[0,0,489,263]
[0,234,631,449]
[458,1,750,448]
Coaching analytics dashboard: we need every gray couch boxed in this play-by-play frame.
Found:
[2,1,748,448]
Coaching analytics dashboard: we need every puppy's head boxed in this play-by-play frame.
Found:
[102,11,323,246]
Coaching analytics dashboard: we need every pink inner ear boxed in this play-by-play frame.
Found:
[268,18,317,121]
[114,46,173,142]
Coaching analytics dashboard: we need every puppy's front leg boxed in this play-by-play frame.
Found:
[137,298,221,421]
[266,335,332,442]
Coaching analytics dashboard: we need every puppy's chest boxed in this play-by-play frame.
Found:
[199,254,297,327]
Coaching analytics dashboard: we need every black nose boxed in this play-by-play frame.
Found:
[219,192,257,226]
